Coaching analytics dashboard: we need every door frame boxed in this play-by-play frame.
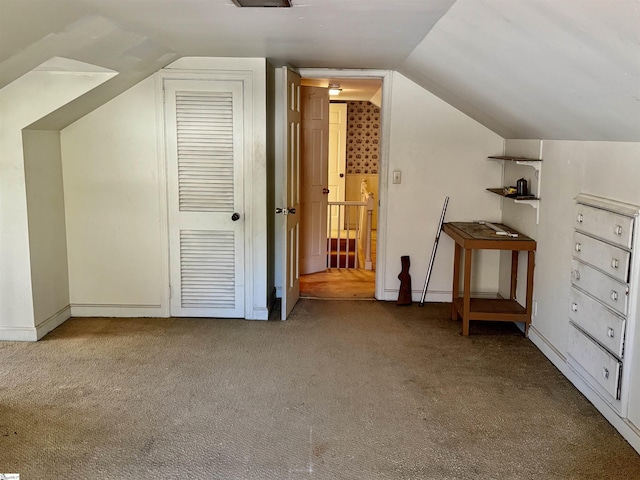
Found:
[297,69,392,300]
[156,59,269,320]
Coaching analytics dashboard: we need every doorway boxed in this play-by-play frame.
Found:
[298,75,383,299]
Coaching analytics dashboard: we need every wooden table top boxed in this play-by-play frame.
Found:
[443,222,536,250]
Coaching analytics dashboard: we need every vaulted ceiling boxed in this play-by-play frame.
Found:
[1,0,638,141]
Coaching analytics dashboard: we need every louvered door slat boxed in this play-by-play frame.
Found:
[176,91,234,213]
[180,230,235,308]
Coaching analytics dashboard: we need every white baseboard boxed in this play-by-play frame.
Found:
[528,325,640,454]
[36,305,71,340]
[381,289,498,303]
[0,305,72,341]
[565,363,640,453]
[527,325,568,374]
[70,303,165,318]
[0,326,38,341]
[250,306,269,321]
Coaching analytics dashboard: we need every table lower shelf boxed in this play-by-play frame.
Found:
[453,298,529,322]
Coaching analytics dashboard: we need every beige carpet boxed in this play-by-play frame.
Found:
[1,300,639,479]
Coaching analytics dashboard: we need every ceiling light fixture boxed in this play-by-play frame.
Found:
[328,83,342,95]
[232,0,292,7]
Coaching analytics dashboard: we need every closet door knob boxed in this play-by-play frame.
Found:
[231,213,240,221]
[574,243,582,252]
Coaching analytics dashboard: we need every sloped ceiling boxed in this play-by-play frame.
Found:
[1,0,638,140]
[398,0,640,141]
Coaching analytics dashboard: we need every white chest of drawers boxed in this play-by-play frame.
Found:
[567,194,640,419]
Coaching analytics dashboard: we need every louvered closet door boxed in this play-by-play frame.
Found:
[165,79,245,318]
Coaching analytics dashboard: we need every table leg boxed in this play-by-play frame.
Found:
[462,248,472,336]
[451,242,461,321]
[524,250,536,336]
[510,251,519,301]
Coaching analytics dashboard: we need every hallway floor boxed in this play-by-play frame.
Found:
[300,268,375,299]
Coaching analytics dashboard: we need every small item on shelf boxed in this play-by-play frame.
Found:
[516,178,528,197]
[503,186,517,197]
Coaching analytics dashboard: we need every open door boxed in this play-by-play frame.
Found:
[328,103,347,228]
[278,67,302,320]
[300,86,330,274]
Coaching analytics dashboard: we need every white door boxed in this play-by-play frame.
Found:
[279,68,302,320]
[300,86,330,275]
[165,79,245,317]
[328,103,347,230]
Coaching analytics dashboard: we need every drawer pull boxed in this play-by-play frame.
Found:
[573,269,580,281]
[577,213,583,223]
[571,302,578,312]
[607,327,615,338]
[614,225,623,236]
[602,367,610,380]
[575,243,582,252]
[611,258,619,269]
[610,290,618,301]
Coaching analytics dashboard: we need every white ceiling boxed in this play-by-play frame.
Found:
[1,0,638,141]
[398,0,640,141]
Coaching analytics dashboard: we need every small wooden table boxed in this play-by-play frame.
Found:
[442,222,536,336]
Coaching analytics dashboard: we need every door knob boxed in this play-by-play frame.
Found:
[339,173,344,178]
[231,213,240,221]
[322,188,330,194]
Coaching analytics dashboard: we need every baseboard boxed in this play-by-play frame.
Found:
[36,305,71,340]
[381,289,498,303]
[70,303,165,318]
[528,325,640,454]
[250,306,269,321]
[565,363,640,454]
[0,326,38,341]
[527,325,568,374]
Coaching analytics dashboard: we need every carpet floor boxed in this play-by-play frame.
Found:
[1,300,639,479]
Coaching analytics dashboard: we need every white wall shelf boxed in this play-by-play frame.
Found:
[487,155,542,224]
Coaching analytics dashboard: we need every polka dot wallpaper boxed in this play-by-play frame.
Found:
[346,101,380,175]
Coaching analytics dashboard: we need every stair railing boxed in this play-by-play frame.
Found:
[359,180,375,270]
[326,180,374,270]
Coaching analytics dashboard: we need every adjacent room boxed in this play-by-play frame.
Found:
[1,0,639,477]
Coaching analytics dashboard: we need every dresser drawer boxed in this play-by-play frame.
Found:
[573,232,631,283]
[568,323,622,401]
[569,286,626,358]
[576,203,634,249]
[571,259,629,316]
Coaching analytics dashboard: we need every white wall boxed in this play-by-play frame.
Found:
[527,141,640,354]
[0,69,114,340]
[23,130,71,332]
[61,57,270,320]
[382,72,505,302]
[61,76,165,317]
